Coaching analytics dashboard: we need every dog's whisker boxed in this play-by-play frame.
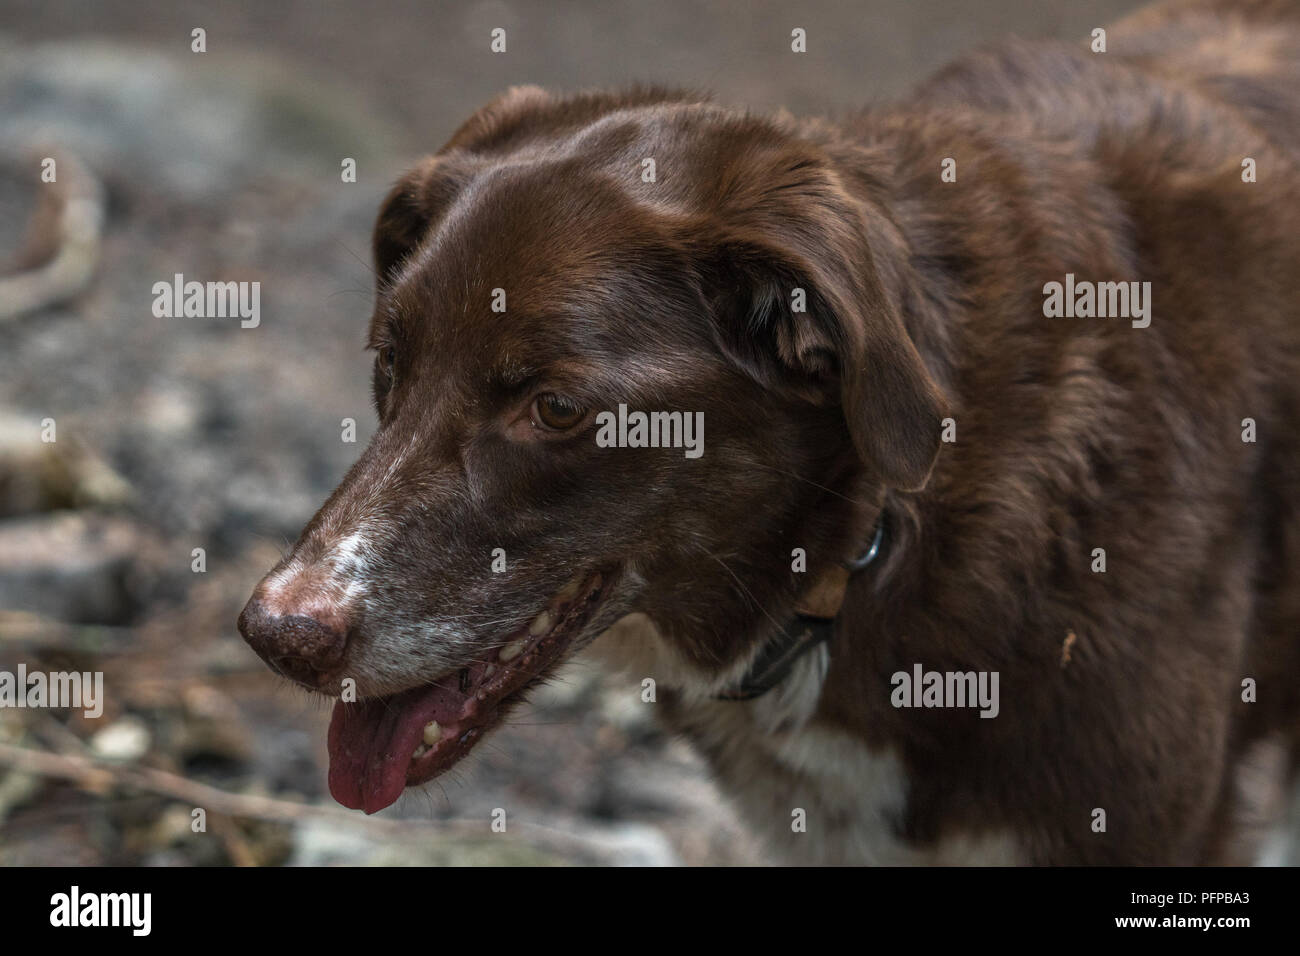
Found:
[696,545,787,660]
[337,238,379,281]
[746,459,879,510]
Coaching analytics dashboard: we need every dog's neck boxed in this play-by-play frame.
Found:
[714,515,887,702]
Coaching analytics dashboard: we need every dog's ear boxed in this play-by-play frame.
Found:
[371,157,457,288]
[372,87,556,287]
[694,149,947,491]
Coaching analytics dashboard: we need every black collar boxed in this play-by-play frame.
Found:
[714,515,886,702]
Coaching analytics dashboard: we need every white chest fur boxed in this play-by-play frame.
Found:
[587,613,1021,865]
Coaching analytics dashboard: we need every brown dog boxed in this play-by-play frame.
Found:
[239,0,1300,863]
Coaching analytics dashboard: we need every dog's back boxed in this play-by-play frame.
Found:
[916,0,1300,761]
[652,0,1300,864]
[918,0,1300,153]
[915,0,1300,703]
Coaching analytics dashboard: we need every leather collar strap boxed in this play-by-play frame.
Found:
[714,516,886,702]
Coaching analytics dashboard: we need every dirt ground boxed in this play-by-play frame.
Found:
[0,0,1143,865]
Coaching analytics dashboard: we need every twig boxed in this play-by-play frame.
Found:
[0,739,396,829]
[0,740,640,859]
[0,146,105,321]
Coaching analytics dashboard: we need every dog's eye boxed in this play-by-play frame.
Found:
[377,346,396,381]
[532,393,587,431]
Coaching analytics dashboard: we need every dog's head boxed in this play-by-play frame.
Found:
[238,86,945,812]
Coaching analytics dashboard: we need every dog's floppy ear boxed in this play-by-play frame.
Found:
[371,157,465,288]
[372,87,557,287]
[694,149,947,491]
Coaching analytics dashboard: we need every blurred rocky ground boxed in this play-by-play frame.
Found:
[0,0,1142,865]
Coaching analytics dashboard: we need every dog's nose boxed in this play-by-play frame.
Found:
[238,598,349,689]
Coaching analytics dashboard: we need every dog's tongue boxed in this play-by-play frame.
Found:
[327,684,463,814]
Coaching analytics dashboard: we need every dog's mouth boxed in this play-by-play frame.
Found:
[326,569,612,813]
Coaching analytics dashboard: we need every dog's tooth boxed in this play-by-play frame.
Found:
[483,663,496,677]
[556,575,582,601]
[529,609,553,636]
[412,743,429,758]
[422,721,442,746]
[499,637,526,662]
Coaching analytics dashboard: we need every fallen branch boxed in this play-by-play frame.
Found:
[0,739,646,860]
[0,147,105,322]
[0,738,399,829]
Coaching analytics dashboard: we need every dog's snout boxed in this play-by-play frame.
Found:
[238,597,350,690]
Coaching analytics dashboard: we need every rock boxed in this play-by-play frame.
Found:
[90,715,151,761]
[173,685,255,767]
[0,512,153,624]
[0,35,402,206]
[569,821,679,866]
[0,411,133,518]
[287,817,567,867]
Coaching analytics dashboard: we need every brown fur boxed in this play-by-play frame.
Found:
[241,0,1300,863]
